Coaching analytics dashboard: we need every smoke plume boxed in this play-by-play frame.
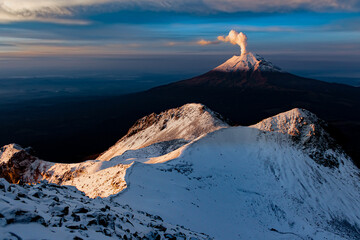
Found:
[218,30,248,55]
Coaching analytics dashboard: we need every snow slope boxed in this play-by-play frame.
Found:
[0,179,210,240]
[0,103,228,198]
[213,52,282,73]
[1,105,359,239]
[97,103,228,161]
[115,108,360,239]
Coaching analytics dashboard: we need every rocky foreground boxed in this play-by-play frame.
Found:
[0,178,209,240]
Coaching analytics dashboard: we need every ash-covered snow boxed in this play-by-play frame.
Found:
[214,52,282,73]
[0,178,210,240]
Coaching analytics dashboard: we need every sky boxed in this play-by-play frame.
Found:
[0,0,360,82]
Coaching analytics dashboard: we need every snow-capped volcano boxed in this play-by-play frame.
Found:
[168,52,287,88]
[213,52,282,73]
[213,31,280,73]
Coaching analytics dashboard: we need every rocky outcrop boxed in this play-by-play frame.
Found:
[252,108,346,168]
[0,144,50,184]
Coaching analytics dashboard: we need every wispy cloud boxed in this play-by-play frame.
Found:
[0,0,112,24]
[0,0,358,24]
[197,39,221,45]
[0,10,90,24]
[202,0,358,13]
[0,43,143,57]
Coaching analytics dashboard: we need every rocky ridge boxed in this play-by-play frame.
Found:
[252,108,345,168]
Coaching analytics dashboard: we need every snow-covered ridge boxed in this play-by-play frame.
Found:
[0,103,229,198]
[213,52,282,73]
[252,108,343,167]
[97,103,229,161]
[252,108,317,136]
[1,104,360,239]
[0,106,352,199]
[0,178,210,240]
[117,110,360,239]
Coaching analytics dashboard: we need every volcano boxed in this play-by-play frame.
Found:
[170,52,282,88]
[158,51,357,91]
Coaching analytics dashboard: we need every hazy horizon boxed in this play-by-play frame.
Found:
[1,52,359,105]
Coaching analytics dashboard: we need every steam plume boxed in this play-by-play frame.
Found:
[218,30,248,55]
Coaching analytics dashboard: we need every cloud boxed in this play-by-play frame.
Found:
[203,0,358,13]
[165,41,179,46]
[0,0,111,24]
[197,39,221,45]
[0,40,141,57]
[0,9,90,24]
[0,0,359,24]
[0,0,111,15]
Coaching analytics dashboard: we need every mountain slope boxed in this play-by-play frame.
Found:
[0,103,228,198]
[115,108,360,240]
[97,103,228,161]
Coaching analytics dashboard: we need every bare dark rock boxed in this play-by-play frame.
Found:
[73,207,90,214]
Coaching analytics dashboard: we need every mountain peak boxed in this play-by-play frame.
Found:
[252,108,318,136]
[213,52,282,73]
[97,103,229,161]
[252,108,345,168]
